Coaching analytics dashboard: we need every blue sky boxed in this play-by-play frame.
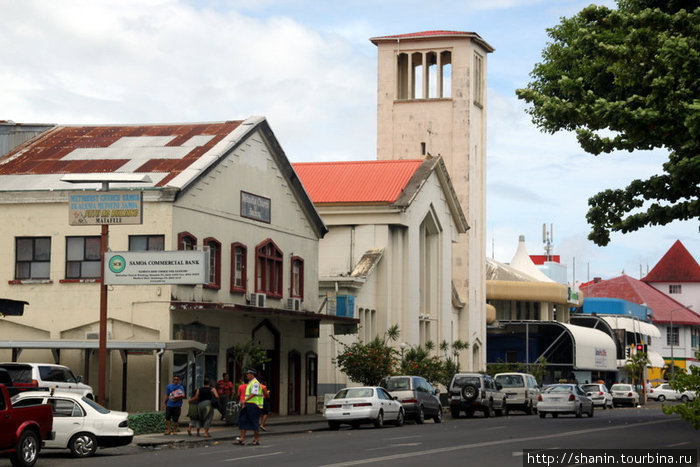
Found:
[1,0,697,282]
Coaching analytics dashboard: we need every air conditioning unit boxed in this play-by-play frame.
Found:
[251,293,266,308]
[286,298,302,311]
[85,331,112,340]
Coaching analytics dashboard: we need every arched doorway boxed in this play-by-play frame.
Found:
[252,320,280,413]
[288,350,301,415]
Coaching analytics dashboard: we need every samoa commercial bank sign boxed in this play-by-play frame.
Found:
[104,251,209,285]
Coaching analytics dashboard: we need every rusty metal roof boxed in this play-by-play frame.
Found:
[0,121,243,190]
[292,160,424,204]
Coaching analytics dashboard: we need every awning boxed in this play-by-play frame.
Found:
[647,350,666,368]
[602,316,660,338]
[560,323,617,371]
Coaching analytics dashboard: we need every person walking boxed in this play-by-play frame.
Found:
[259,378,271,431]
[216,373,234,420]
[188,379,219,437]
[234,369,263,446]
[162,375,186,435]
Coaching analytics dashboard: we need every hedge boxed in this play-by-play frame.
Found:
[128,411,166,435]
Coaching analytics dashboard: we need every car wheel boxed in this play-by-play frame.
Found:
[680,395,689,403]
[461,384,478,401]
[416,405,425,424]
[483,402,493,418]
[450,407,460,419]
[328,421,340,430]
[524,400,533,415]
[657,395,665,402]
[10,430,39,467]
[552,413,558,418]
[373,410,384,428]
[539,412,546,419]
[588,405,594,417]
[575,404,583,418]
[70,432,98,458]
[434,406,443,423]
[395,409,404,427]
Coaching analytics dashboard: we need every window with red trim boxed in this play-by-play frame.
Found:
[255,239,283,297]
[178,232,197,251]
[290,256,304,299]
[204,237,221,289]
[230,243,247,293]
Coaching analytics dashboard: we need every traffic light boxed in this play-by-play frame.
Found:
[626,345,631,358]
[635,343,648,353]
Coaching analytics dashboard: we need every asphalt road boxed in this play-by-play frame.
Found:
[10,402,699,467]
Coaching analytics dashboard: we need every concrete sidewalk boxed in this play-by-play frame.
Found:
[135,413,328,447]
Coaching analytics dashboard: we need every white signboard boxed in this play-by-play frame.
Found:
[104,251,209,285]
[69,191,143,225]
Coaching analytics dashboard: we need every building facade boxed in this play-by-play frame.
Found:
[0,117,354,413]
[294,157,468,392]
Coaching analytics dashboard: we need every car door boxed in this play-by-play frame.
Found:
[377,388,398,420]
[422,379,439,415]
[49,397,86,448]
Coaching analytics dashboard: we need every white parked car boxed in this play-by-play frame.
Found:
[649,383,696,402]
[537,384,594,418]
[11,390,133,457]
[610,383,640,407]
[581,383,614,409]
[0,362,94,398]
[324,386,404,430]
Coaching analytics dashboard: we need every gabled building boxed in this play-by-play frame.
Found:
[581,274,700,379]
[642,240,700,315]
[0,117,355,413]
[294,157,469,392]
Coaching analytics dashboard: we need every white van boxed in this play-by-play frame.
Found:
[494,372,541,414]
[0,362,94,398]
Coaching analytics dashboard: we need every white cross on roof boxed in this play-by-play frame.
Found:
[61,135,215,172]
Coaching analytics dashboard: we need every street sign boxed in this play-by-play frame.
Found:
[69,191,143,225]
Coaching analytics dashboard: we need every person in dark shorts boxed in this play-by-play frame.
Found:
[163,375,186,435]
[234,369,263,445]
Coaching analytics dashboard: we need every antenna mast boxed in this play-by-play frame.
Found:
[542,223,554,261]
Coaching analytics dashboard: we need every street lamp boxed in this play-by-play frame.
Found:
[61,174,151,405]
[669,305,692,379]
[399,342,408,362]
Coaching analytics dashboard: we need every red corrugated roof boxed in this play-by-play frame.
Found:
[292,160,423,204]
[581,274,700,325]
[0,122,242,187]
[642,240,700,282]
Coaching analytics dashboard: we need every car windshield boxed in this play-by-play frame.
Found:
[495,375,524,388]
[384,378,410,391]
[544,385,573,393]
[452,376,480,387]
[335,388,374,399]
[581,384,600,392]
[611,384,632,391]
[81,396,110,414]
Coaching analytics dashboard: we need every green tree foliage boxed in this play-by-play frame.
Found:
[334,325,400,386]
[662,350,700,429]
[623,351,650,389]
[486,357,549,384]
[516,1,700,246]
[229,340,270,373]
[399,340,470,389]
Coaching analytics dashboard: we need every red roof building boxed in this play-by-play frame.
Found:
[642,240,700,283]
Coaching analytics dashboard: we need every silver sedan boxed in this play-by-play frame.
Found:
[537,384,594,418]
[324,386,404,429]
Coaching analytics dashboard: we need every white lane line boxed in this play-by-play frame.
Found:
[385,435,422,440]
[223,451,284,462]
[319,419,674,467]
[667,442,689,447]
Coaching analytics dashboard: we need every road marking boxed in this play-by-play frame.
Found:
[366,443,422,451]
[385,435,422,440]
[667,442,689,447]
[223,451,284,462]
[319,419,674,467]
[484,425,506,430]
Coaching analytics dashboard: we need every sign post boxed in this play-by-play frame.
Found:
[61,174,150,406]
